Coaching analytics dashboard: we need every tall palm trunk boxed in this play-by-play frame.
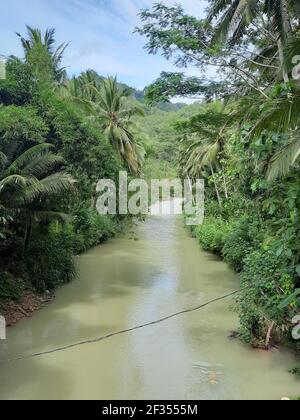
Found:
[278,39,289,82]
[281,0,293,40]
[278,0,293,82]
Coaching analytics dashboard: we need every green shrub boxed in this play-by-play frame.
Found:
[72,206,117,254]
[0,58,34,106]
[195,217,233,256]
[223,218,260,272]
[204,195,251,221]
[25,223,76,292]
[235,246,295,345]
[0,272,24,301]
[0,105,48,147]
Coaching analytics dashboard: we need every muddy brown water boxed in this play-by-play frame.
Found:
[0,211,299,400]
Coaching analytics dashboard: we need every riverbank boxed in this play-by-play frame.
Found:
[0,212,298,400]
[0,217,134,328]
[0,291,53,327]
[187,216,300,362]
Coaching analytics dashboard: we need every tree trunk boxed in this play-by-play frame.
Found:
[281,0,293,41]
[277,0,293,83]
[223,174,229,199]
[210,164,222,206]
[214,183,222,207]
[277,39,289,83]
[187,176,196,205]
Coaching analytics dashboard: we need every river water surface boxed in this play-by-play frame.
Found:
[0,210,299,400]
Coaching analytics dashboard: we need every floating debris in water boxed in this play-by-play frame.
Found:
[209,372,218,385]
[228,331,239,340]
[193,363,224,385]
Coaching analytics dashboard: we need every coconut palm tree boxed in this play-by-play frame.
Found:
[209,0,293,42]
[95,76,145,173]
[60,75,145,173]
[16,26,68,84]
[181,135,225,205]
[249,87,300,179]
[60,71,103,102]
[0,142,75,249]
[179,107,230,204]
[210,3,300,180]
[58,71,104,114]
[209,0,294,81]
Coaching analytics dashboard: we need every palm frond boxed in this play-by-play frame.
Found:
[6,143,53,175]
[0,174,35,193]
[250,90,300,138]
[25,173,76,201]
[213,0,260,43]
[208,0,235,20]
[267,134,300,180]
[23,154,64,178]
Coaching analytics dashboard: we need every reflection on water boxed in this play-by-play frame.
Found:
[0,210,299,400]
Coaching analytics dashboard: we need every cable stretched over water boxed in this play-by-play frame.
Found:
[0,288,247,364]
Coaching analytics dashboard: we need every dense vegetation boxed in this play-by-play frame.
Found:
[0,25,193,302]
[134,103,201,180]
[136,1,300,355]
[1,2,299,380]
[0,27,147,299]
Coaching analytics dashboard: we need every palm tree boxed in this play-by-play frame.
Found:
[0,143,75,249]
[208,0,299,179]
[209,0,293,42]
[94,77,144,173]
[209,0,294,81]
[249,88,300,179]
[181,135,225,205]
[59,71,103,102]
[179,107,230,205]
[60,75,145,173]
[16,26,68,84]
[58,71,104,114]
[73,71,103,102]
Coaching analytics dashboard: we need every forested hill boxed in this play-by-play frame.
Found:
[121,82,187,112]
[134,103,202,180]
[118,80,201,180]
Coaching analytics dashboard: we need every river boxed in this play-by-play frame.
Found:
[0,210,299,400]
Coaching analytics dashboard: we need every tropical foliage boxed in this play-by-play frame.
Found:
[1,1,300,371]
[59,72,145,173]
[17,26,68,84]
[137,1,300,351]
[0,27,138,298]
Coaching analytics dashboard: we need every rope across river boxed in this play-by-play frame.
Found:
[0,288,248,364]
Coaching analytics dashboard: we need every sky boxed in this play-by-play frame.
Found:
[0,0,208,91]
